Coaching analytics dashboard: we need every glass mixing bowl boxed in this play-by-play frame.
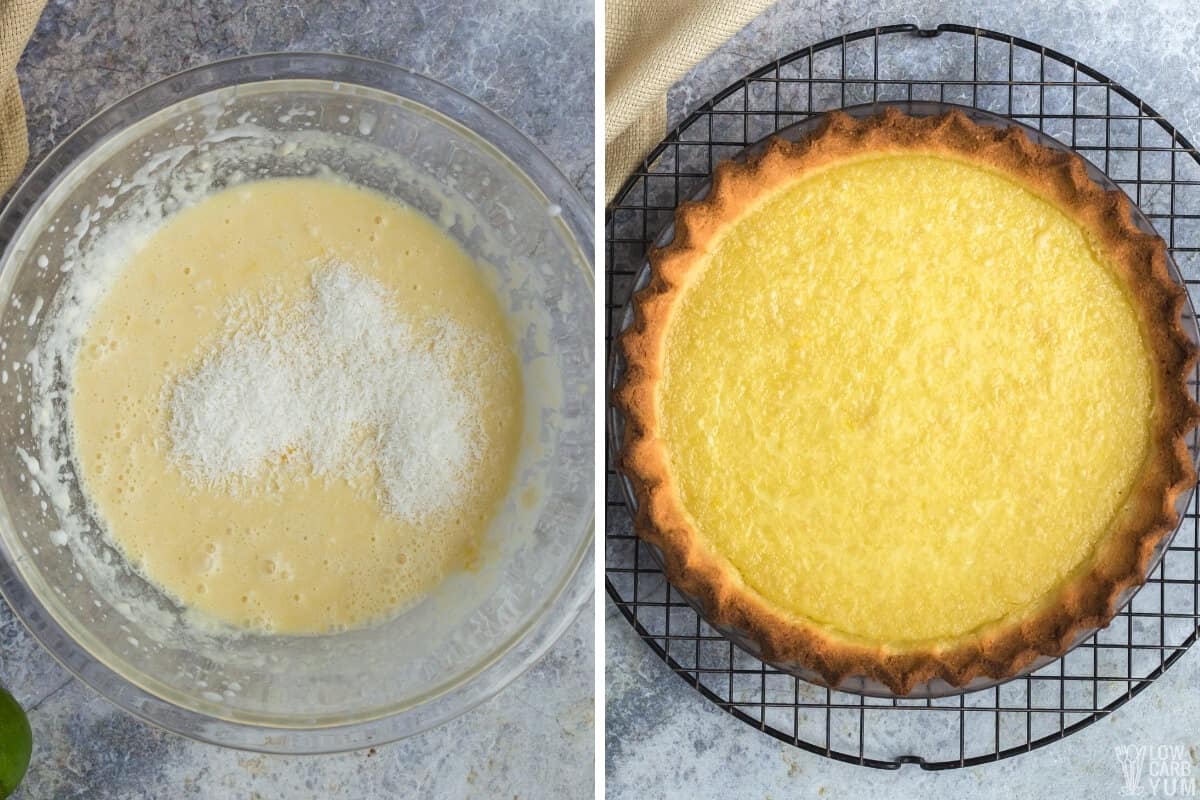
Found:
[0,53,593,752]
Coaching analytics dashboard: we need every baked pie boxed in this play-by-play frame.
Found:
[616,108,1199,694]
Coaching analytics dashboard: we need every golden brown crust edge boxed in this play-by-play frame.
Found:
[614,108,1200,695]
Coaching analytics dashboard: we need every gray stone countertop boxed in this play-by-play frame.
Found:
[0,1,594,798]
[606,1,1200,798]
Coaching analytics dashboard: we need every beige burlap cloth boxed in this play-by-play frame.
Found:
[0,0,45,194]
[605,0,775,202]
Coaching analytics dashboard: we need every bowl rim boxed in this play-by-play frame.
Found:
[0,51,594,753]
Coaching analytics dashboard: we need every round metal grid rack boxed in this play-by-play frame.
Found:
[605,23,1200,770]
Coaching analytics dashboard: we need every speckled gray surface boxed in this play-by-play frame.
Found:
[0,1,594,798]
[606,1,1200,798]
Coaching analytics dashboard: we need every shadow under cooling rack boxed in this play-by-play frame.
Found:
[604,23,1200,770]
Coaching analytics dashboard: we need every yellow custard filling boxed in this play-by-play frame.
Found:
[659,153,1155,646]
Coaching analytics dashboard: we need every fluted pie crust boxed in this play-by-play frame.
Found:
[615,109,1200,694]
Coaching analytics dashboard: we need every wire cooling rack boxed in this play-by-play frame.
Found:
[605,23,1200,770]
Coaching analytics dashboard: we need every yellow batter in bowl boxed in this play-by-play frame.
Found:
[71,177,522,634]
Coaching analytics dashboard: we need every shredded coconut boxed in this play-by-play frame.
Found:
[166,263,484,524]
